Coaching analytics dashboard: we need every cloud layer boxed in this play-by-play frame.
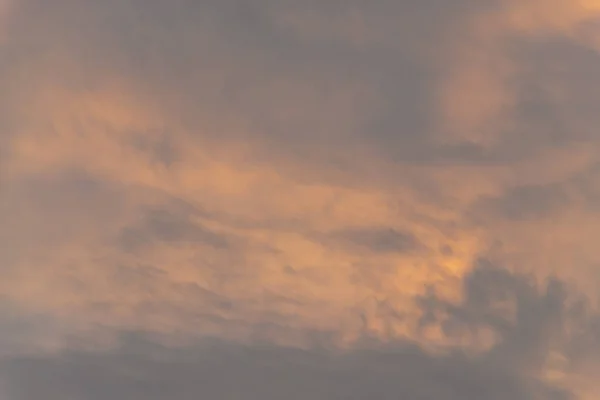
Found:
[2,0,600,398]
[1,265,600,400]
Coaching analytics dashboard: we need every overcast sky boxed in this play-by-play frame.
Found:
[2,0,600,398]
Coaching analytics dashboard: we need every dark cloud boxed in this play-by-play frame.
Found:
[0,300,63,356]
[1,0,505,170]
[472,183,571,221]
[0,342,541,400]
[419,261,568,365]
[118,206,231,252]
[0,170,129,269]
[2,263,594,400]
[330,227,422,254]
[129,131,181,168]
[2,0,599,183]
[511,35,600,143]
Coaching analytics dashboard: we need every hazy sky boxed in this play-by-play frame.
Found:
[2,0,600,398]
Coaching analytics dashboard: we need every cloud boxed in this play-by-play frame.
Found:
[0,342,560,400]
[472,183,571,221]
[2,0,600,398]
[328,227,422,254]
[0,264,598,400]
[1,0,599,333]
[117,205,232,252]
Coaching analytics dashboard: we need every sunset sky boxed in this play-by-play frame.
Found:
[2,0,600,398]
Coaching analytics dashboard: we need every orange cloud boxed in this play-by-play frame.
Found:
[2,1,600,397]
[436,0,600,145]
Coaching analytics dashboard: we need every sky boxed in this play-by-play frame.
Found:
[1,0,600,398]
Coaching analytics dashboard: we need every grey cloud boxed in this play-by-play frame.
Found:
[2,0,600,185]
[330,227,422,254]
[1,0,503,171]
[511,36,600,143]
[118,206,231,253]
[420,262,600,396]
[85,261,246,329]
[0,170,129,269]
[129,131,181,168]
[419,261,570,369]
[1,263,591,400]
[0,342,546,400]
[570,162,600,212]
[379,20,600,167]
[5,0,598,197]
[469,156,600,225]
[0,300,64,356]
[461,34,600,166]
[472,183,571,221]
